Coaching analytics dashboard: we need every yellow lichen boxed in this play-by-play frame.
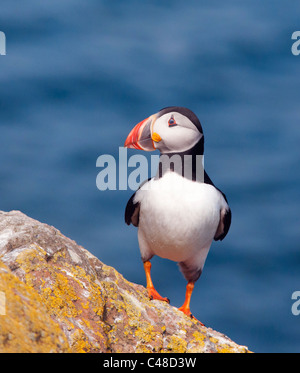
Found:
[81,301,89,309]
[0,260,70,353]
[41,271,80,318]
[134,323,156,344]
[71,329,92,353]
[51,249,66,263]
[187,330,206,352]
[166,335,188,353]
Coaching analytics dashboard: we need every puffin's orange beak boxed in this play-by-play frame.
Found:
[124,114,157,151]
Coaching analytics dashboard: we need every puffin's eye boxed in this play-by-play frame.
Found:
[168,116,177,127]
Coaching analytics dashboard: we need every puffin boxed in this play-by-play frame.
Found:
[124,107,231,323]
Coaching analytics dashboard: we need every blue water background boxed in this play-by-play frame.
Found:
[0,1,299,352]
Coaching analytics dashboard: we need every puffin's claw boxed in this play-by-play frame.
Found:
[178,305,204,326]
[147,286,170,303]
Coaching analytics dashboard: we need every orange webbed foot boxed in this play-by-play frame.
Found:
[147,286,170,303]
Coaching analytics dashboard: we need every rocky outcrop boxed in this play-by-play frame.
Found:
[0,210,249,353]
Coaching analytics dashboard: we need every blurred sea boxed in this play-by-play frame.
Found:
[0,0,299,352]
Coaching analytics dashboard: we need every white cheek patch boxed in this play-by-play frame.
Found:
[152,112,202,153]
[165,128,201,153]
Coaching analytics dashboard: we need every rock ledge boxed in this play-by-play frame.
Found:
[0,210,249,353]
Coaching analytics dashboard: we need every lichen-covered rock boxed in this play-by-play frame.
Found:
[0,210,250,353]
[0,261,70,352]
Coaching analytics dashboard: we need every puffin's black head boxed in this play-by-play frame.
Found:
[124,106,204,154]
[158,106,203,134]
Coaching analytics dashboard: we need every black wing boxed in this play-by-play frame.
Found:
[125,191,140,227]
[204,170,232,241]
[124,177,152,227]
[214,206,231,241]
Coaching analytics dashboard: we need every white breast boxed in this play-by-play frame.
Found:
[134,172,226,264]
